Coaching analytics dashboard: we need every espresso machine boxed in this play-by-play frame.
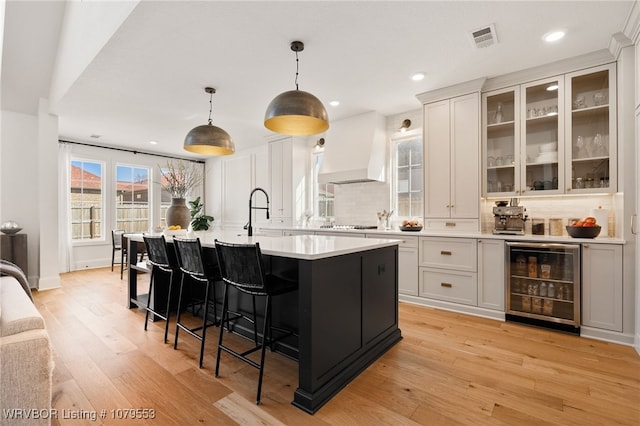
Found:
[493,199,527,235]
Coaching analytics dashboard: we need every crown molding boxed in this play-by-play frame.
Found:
[415,78,486,104]
[622,0,640,44]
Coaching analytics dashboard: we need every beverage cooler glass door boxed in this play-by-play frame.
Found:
[506,241,580,328]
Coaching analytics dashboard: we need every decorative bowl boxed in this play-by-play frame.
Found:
[399,225,423,232]
[566,225,601,239]
[0,221,22,235]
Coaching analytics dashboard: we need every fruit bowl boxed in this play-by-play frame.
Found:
[566,225,601,239]
[399,225,423,232]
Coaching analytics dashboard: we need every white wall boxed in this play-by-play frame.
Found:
[1,110,47,287]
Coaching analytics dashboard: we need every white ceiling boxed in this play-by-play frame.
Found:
[1,1,635,158]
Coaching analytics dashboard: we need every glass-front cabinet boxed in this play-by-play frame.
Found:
[521,76,563,195]
[483,63,616,197]
[483,87,519,195]
[565,63,617,194]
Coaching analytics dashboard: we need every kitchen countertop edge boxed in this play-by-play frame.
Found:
[258,226,626,245]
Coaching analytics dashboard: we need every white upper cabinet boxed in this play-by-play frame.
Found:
[483,63,617,196]
[424,93,480,221]
[564,63,617,194]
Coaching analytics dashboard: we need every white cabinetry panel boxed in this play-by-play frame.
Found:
[477,239,505,311]
[582,243,623,332]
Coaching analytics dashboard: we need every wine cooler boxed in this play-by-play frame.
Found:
[506,242,580,333]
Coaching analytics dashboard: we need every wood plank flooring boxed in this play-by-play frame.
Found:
[32,267,640,425]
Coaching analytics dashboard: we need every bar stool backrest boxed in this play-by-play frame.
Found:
[173,238,206,279]
[112,230,124,250]
[214,240,267,296]
[143,235,171,269]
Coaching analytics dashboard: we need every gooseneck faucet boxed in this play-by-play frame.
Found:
[246,187,270,236]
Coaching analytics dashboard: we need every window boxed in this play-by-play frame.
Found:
[115,165,150,233]
[70,160,104,240]
[312,152,334,219]
[393,136,423,218]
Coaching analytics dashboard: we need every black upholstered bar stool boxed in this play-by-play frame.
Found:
[173,237,220,368]
[142,235,176,343]
[214,239,298,404]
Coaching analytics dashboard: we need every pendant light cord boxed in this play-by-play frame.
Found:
[295,50,299,90]
[208,90,213,125]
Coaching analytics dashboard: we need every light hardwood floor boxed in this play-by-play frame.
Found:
[33,267,639,425]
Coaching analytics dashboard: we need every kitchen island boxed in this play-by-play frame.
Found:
[127,231,401,414]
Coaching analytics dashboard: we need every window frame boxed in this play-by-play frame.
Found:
[311,149,335,221]
[391,130,424,220]
[69,158,106,244]
[114,163,152,234]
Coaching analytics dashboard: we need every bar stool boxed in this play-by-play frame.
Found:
[142,235,176,343]
[173,237,220,368]
[213,239,298,404]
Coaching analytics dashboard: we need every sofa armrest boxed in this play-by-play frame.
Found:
[0,328,53,425]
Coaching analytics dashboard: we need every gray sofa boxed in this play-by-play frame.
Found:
[0,261,53,426]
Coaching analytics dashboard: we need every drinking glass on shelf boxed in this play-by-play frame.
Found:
[487,156,495,167]
[496,156,504,166]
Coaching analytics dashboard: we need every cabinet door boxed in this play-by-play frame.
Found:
[223,153,253,228]
[477,239,504,311]
[582,243,622,332]
[450,93,480,218]
[268,137,293,223]
[520,76,564,195]
[483,86,520,196]
[424,99,451,218]
[398,246,419,296]
[565,63,617,194]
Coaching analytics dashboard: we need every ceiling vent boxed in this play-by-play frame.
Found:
[470,24,497,49]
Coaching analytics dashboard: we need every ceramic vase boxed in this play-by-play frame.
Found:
[166,198,190,229]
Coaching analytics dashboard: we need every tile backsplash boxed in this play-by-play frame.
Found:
[333,181,391,225]
[482,194,621,237]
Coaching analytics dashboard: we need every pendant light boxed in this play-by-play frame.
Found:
[264,41,329,135]
[184,87,235,156]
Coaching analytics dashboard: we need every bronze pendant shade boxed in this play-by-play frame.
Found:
[184,87,235,156]
[264,41,329,136]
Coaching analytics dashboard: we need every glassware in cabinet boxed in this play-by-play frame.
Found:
[565,63,616,193]
[521,77,563,195]
[483,87,519,195]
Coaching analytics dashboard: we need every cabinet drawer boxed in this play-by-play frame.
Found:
[419,237,477,271]
[366,234,418,248]
[423,219,479,232]
[419,268,478,306]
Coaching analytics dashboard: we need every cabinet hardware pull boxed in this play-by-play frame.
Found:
[583,244,589,248]
[632,214,638,235]
[440,250,452,256]
[445,222,456,227]
[441,282,452,288]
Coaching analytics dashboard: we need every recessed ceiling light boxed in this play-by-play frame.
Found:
[329,100,340,107]
[411,73,425,81]
[546,84,559,91]
[149,140,158,145]
[543,30,565,43]
[90,134,102,139]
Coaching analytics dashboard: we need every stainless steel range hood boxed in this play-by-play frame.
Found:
[318,111,387,184]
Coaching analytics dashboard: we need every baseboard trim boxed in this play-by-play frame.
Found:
[576,326,635,347]
[399,295,506,321]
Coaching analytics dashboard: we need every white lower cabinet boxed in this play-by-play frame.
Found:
[419,268,477,306]
[418,237,478,306]
[397,236,419,296]
[477,239,505,311]
[581,243,623,332]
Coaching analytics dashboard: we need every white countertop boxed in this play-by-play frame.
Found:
[258,225,627,245]
[129,230,401,260]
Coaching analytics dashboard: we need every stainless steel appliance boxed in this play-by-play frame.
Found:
[506,241,580,333]
[493,202,527,235]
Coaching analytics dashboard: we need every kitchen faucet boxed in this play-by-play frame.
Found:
[245,187,270,236]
